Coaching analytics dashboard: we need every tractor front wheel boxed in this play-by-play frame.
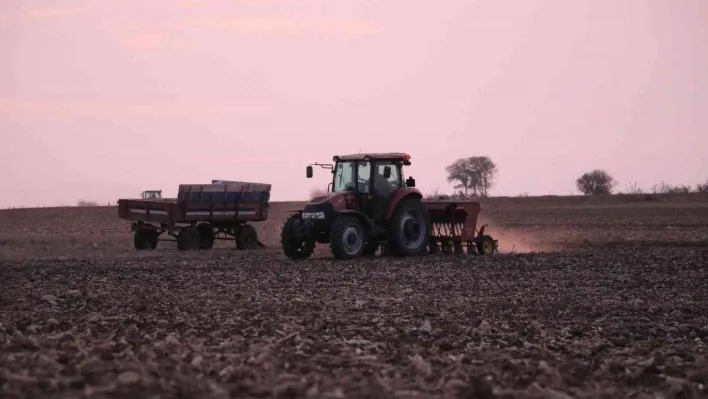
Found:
[387,198,431,257]
[330,215,367,260]
[281,214,315,260]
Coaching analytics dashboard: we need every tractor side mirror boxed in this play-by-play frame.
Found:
[406,176,416,187]
[383,166,391,179]
[306,165,313,178]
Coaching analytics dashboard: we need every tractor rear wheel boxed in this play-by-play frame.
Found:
[476,235,496,255]
[236,224,259,250]
[177,226,200,250]
[134,228,158,250]
[330,215,367,260]
[281,214,315,260]
[387,198,430,257]
[197,223,215,249]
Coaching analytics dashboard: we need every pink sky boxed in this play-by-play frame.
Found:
[1,0,706,207]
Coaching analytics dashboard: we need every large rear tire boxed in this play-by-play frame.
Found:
[281,214,315,260]
[134,228,158,250]
[330,215,367,260]
[236,224,259,250]
[386,197,431,257]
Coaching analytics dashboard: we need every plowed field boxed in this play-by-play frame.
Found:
[2,195,708,398]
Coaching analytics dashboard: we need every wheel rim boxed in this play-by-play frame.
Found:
[400,211,426,249]
[341,225,363,255]
[482,239,494,254]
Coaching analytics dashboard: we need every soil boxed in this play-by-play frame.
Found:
[2,195,708,398]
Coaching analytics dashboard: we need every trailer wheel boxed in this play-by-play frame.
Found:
[197,223,215,250]
[177,226,200,251]
[330,215,367,260]
[386,197,431,257]
[236,224,258,250]
[281,214,315,260]
[476,235,497,255]
[134,228,158,250]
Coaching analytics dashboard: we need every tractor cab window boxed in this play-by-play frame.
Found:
[333,161,356,192]
[357,161,372,193]
[372,161,400,197]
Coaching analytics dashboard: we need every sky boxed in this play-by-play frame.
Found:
[1,0,706,207]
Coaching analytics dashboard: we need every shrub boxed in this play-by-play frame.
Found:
[651,181,692,194]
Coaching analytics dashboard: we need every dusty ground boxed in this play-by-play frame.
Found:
[2,194,708,398]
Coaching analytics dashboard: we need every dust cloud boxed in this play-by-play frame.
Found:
[478,216,557,253]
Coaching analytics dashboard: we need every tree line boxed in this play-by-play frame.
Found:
[575,170,708,195]
[310,155,706,199]
[442,157,707,198]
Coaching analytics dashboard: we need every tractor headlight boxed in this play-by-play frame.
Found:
[302,211,325,220]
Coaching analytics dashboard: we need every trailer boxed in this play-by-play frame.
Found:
[117,181,271,251]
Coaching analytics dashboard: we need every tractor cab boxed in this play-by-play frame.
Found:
[141,190,162,200]
[306,153,417,222]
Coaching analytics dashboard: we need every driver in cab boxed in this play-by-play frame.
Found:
[372,166,394,197]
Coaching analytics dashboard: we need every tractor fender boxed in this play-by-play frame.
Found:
[385,189,423,219]
[337,210,375,235]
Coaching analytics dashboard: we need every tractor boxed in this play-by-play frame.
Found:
[280,152,498,260]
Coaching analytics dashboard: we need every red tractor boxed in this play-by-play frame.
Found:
[281,152,498,260]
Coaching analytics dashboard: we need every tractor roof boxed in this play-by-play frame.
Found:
[333,153,411,164]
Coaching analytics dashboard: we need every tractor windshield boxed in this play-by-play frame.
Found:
[333,161,356,192]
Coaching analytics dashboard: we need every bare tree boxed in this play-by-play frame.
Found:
[445,156,498,198]
[625,181,643,194]
[445,158,474,196]
[576,170,616,195]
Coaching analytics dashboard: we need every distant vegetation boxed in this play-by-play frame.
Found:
[77,200,100,207]
[698,180,708,193]
[576,170,707,196]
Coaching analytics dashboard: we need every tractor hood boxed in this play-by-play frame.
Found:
[300,191,353,223]
[307,191,350,210]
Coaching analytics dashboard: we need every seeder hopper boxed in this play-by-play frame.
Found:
[281,152,498,260]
